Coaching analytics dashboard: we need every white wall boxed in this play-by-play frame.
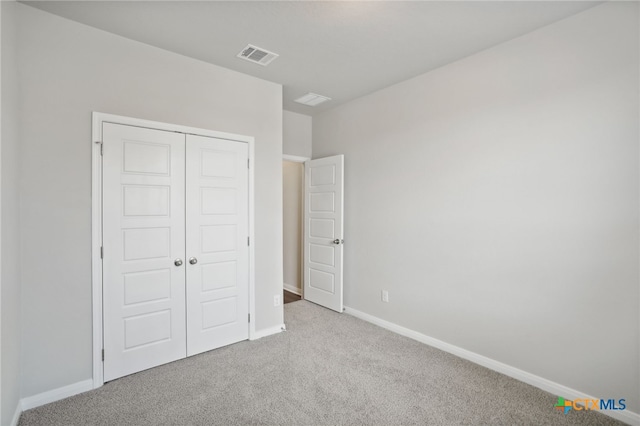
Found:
[16,3,283,399]
[283,110,312,158]
[1,1,22,424]
[283,161,303,293]
[314,2,639,413]
[1,2,3,421]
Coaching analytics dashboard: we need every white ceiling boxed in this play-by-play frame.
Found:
[23,1,600,116]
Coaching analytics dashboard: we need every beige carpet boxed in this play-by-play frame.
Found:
[19,300,622,425]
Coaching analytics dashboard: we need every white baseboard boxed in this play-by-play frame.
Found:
[344,306,640,426]
[20,379,94,411]
[250,323,286,340]
[10,401,22,426]
[283,283,302,296]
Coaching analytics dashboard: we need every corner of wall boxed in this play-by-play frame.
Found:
[1,1,23,425]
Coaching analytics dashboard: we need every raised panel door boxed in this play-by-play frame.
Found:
[304,155,344,312]
[102,123,187,381]
[185,134,249,356]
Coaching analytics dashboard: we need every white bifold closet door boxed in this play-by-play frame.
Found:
[102,123,248,382]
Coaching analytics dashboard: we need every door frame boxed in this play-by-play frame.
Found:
[91,112,256,388]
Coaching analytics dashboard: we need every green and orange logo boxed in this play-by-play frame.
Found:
[554,397,572,414]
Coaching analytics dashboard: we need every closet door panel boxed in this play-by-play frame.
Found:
[102,123,186,381]
[185,135,249,356]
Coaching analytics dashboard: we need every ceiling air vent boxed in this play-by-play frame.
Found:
[294,93,332,107]
[237,44,279,66]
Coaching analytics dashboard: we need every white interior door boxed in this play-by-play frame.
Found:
[103,123,187,381]
[303,155,344,312]
[185,134,249,356]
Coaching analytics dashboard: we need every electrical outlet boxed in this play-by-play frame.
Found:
[274,295,281,307]
[381,290,389,303]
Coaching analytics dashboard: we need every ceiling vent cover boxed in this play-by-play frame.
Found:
[294,93,332,107]
[237,44,279,66]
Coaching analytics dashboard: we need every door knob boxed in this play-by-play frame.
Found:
[174,259,183,267]
[189,257,198,265]
[332,239,344,245]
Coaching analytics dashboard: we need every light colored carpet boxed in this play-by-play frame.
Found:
[19,300,621,425]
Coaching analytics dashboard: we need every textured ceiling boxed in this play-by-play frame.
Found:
[24,1,600,116]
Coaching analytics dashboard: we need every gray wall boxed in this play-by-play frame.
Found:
[314,2,639,412]
[16,3,283,399]
[1,1,22,424]
[283,110,312,158]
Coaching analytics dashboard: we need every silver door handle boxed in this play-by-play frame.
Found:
[174,259,183,267]
[189,257,198,265]
[332,239,344,245]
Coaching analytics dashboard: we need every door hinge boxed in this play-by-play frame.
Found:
[247,158,250,169]
[248,313,250,323]
[102,349,105,361]
[247,236,250,246]
[100,246,104,259]
[95,141,103,155]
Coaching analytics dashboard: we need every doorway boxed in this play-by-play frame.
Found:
[282,155,308,303]
[282,154,345,312]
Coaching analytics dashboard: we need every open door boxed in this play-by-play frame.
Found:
[303,155,344,312]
